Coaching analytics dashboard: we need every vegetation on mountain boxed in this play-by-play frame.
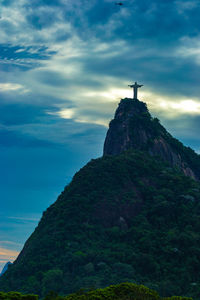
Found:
[0,283,192,300]
[1,149,200,299]
[62,282,192,300]
[1,99,200,299]
[0,292,37,300]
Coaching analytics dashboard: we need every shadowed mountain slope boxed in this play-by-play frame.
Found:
[1,98,200,299]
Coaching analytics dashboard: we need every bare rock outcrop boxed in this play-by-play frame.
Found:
[103,98,200,180]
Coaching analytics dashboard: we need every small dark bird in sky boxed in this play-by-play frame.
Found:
[115,2,123,5]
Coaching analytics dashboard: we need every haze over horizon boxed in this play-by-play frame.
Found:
[1,0,200,271]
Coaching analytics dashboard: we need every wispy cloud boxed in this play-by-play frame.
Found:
[7,216,40,222]
[0,83,25,92]
[0,241,23,248]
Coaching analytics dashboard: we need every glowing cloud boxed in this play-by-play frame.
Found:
[0,247,19,258]
[0,83,24,92]
[57,109,75,119]
[0,246,19,272]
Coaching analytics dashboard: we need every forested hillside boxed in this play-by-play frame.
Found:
[1,99,200,299]
[1,150,200,298]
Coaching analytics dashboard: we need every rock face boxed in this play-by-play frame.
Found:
[104,98,200,180]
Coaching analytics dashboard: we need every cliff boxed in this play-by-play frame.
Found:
[104,98,200,180]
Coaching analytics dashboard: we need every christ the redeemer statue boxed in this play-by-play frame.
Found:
[128,82,143,99]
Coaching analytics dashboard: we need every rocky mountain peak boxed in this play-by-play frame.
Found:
[103,98,150,156]
[103,98,200,180]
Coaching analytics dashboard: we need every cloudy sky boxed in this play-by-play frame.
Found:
[1,0,200,271]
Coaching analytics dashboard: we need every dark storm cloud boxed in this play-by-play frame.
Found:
[48,0,198,45]
[122,2,185,40]
[3,0,200,47]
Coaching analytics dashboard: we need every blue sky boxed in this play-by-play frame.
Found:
[1,0,200,271]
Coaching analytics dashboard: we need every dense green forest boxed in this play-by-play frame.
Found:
[0,283,193,300]
[1,150,200,299]
[0,291,37,300]
[62,282,192,300]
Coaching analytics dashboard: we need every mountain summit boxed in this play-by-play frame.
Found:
[1,98,200,299]
[104,98,200,180]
